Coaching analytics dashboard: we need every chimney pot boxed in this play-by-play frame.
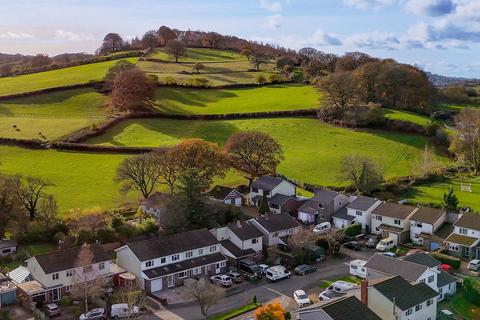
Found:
[361,279,368,306]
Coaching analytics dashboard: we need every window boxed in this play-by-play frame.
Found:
[52,273,59,280]
[252,188,258,193]
[428,275,434,283]
[66,269,74,277]
[65,285,73,293]
[459,228,468,235]
[318,203,325,209]
[178,271,188,279]
[172,254,180,261]
[414,234,419,239]
[160,257,166,264]
[99,262,105,270]
[220,261,226,267]
[416,222,423,228]
[270,203,279,209]
[405,308,412,316]
[449,243,459,251]
[146,260,154,268]
[273,232,279,238]
[356,210,362,216]
[420,279,425,283]
[198,248,204,255]
[415,304,422,312]
[394,219,401,225]
[427,299,433,306]
[193,267,202,275]
[2,248,11,254]
[209,245,217,253]
[376,216,382,221]
[185,251,193,258]
[252,238,258,244]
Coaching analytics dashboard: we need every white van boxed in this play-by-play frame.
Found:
[468,259,480,271]
[313,222,331,235]
[349,259,367,278]
[110,304,139,318]
[326,280,358,294]
[265,265,291,282]
[376,237,397,252]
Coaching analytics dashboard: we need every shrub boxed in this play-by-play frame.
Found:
[430,252,461,269]
[268,73,285,83]
[96,227,117,243]
[163,76,178,85]
[76,229,95,245]
[464,277,480,307]
[53,232,66,243]
[60,295,72,306]
[252,295,257,304]
[111,215,125,231]
[344,224,362,237]
[184,77,210,88]
[256,74,267,85]
[425,121,440,137]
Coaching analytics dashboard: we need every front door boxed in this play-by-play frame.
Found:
[52,288,60,301]
[167,274,175,288]
[463,246,471,259]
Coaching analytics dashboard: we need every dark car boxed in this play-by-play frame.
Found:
[344,241,362,251]
[45,303,61,318]
[294,264,317,276]
[226,271,244,283]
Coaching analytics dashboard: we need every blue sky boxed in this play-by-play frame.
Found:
[0,0,479,77]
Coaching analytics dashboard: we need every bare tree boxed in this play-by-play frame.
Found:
[109,68,155,112]
[103,60,136,91]
[341,154,384,194]
[185,278,225,319]
[99,33,124,54]
[298,47,318,64]
[250,53,269,71]
[157,26,177,45]
[326,228,344,256]
[17,176,51,220]
[410,145,440,178]
[288,228,319,258]
[113,283,147,319]
[38,195,58,233]
[201,32,222,49]
[192,63,206,74]
[450,109,480,174]
[165,40,186,63]
[116,153,162,199]
[317,72,358,108]
[0,174,22,238]
[154,150,179,194]
[224,131,284,186]
[240,48,253,60]
[141,30,158,49]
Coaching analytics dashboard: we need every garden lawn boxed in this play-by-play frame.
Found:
[149,48,245,62]
[439,288,480,320]
[0,88,108,140]
[87,117,449,187]
[0,58,138,97]
[384,109,432,127]
[404,175,480,211]
[0,243,57,272]
[153,84,320,115]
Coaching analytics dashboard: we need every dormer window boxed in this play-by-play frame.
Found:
[459,228,468,235]
[376,216,382,221]
[209,245,217,253]
[172,254,180,261]
[66,269,75,277]
[185,251,193,258]
[415,222,423,228]
[99,262,105,270]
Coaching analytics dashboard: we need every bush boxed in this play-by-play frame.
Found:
[268,73,285,84]
[111,215,125,231]
[96,227,117,243]
[53,232,66,243]
[163,76,178,85]
[76,229,95,245]
[344,224,362,237]
[464,277,480,307]
[60,295,72,306]
[184,77,210,88]
[430,252,461,269]
[256,74,267,85]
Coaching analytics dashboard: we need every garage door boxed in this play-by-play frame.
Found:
[150,279,163,292]
[388,232,399,243]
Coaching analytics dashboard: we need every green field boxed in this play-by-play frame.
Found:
[138,60,274,74]
[0,88,107,140]
[439,103,480,112]
[152,84,319,114]
[384,108,432,127]
[0,58,138,97]
[149,47,245,62]
[155,71,277,86]
[404,175,480,211]
[87,117,448,186]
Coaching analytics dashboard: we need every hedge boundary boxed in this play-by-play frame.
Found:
[50,142,163,154]
[0,137,47,149]
[0,82,104,101]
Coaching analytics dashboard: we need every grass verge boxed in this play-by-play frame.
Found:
[208,303,261,320]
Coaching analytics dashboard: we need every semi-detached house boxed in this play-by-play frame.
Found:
[115,229,227,293]
[248,176,296,213]
[333,196,381,232]
[445,212,480,260]
[409,207,447,249]
[371,202,418,243]
[249,214,301,247]
[298,189,348,224]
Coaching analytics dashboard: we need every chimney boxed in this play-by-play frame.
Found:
[360,279,368,306]
[236,220,242,228]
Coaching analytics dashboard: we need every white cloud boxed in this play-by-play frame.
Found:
[310,30,342,46]
[405,0,456,17]
[264,15,283,29]
[345,31,400,49]
[54,29,95,42]
[343,0,395,10]
[259,0,283,13]
[0,32,34,39]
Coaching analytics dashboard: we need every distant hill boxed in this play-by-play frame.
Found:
[426,72,480,88]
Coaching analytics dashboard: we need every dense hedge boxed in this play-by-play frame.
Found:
[50,142,164,154]
[344,224,362,237]
[0,82,102,100]
[430,252,461,269]
[464,277,480,307]
[0,137,47,149]
[158,80,297,89]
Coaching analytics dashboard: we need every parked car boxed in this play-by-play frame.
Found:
[313,222,331,235]
[468,259,480,271]
[110,304,139,319]
[343,241,362,251]
[379,251,397,258]
[318,289,345,301]
[349,259,367,278]
[439,264,454,274]
[265,265,291,282]
[226,271,243,283]
[365,237,378,248]
[376,237,397,252]
[293,289,311,307]
[277,243,291,252]
[210,274,233,287]
[258,264,269,275]
[45,303,61,318]
[325,281,358,294]
[294,264,317,276]
[239,259,262,278]
[79,308,106,320]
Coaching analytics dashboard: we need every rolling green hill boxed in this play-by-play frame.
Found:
[149,47,245,62]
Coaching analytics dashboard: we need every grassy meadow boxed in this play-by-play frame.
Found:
[0,58,138,97]
[86,117,449,186]
[0,88,107,140]
[138,60,275,74]
[153,84,319,114]
[384,108,432,127]
[149,48,245,62]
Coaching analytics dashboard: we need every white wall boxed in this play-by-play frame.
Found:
[453,226,480,238]
[272,181,296,198]
[410,221,434,244]
[347,200,382,230]
[116,246,142,284]
[372,215,410,235]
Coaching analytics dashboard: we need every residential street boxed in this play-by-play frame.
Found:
[145,254,352,320]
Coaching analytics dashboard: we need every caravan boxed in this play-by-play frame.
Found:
[349,259,367,278]
[376,237,397,252]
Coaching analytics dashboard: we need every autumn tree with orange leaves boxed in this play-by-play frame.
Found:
[255,301,286,320]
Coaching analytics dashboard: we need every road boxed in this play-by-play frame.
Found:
[145,253,354,320]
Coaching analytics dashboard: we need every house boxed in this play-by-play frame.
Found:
[0,273,16,308]
[249,214,301,247]
[371,202,418,243]
[333,196,381,232]
[353,276,438,320]
[0,240,17,257]
[409,207,447,248]
[445,212,480,260]
[211,220,263,262]
[208,185,244,207]
[21,244,115,302]
[140,192,172,218]
[248,176,296,213]
[296,295,382,320]
[115,229,227,293]
[402,252,457,300]
[297,189,348,224]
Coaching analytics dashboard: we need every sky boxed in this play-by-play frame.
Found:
[0,0,479,77]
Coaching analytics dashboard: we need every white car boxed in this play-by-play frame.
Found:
[210,274,233,287]
[313,222,331,235]
[258,264,269,275]
[468,259,480,271]
[318,289,345,301]
[293,290,311,307]
[79,308,105,320]
[110,304,139,319]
